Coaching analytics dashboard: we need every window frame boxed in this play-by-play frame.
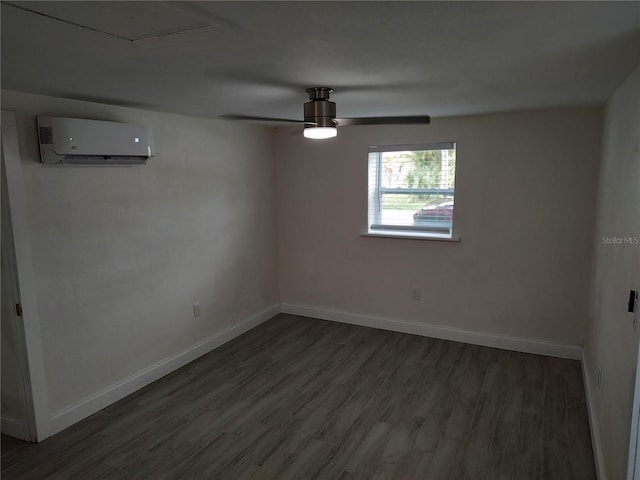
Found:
[365,142,460,241]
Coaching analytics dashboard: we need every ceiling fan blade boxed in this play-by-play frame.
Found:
[221,114,316,125]
[336,116,431,126]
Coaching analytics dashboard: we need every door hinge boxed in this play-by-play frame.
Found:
[15,303,23,318]
[630,290,638,313]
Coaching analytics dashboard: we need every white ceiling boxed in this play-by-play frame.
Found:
[2,1,639,121]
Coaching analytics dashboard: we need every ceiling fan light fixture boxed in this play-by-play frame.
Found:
[303,126,337,139]
[303,88,337,139]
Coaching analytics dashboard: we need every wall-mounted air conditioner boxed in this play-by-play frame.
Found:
[37,116,154,165]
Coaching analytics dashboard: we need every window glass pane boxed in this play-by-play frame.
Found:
[368,145,456,236]
[381,193,454,231]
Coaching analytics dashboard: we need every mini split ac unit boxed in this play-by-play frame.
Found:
[37,116,154,165]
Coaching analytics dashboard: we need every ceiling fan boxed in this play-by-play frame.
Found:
[222,87,431,139]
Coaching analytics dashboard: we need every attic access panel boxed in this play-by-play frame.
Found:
[9,1,216,41]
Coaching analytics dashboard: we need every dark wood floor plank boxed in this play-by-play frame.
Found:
[1,313,596,479]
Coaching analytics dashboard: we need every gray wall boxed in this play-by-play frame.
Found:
[1,90,279,415]
[275,108,602,346]
[585,65,640,480]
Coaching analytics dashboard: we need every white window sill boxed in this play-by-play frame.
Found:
[361,231,461,242]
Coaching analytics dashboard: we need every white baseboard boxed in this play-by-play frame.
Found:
[49,304,280,435]
[582,350,607,480]
[47,302,583,437]
[281,303,582,360]
[1,416,26,440]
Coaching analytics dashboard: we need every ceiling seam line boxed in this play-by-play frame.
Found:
[3,2,133,43]
[130,26,213,43]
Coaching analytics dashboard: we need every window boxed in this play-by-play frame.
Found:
[367,142,457,239]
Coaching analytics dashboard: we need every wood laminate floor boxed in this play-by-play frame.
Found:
[1,314,596,479]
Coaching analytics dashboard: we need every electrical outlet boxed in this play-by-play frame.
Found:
[597,367,603,390]
[193,302,201,318]
[411,287,421,301]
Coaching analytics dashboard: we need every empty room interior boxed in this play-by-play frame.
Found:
[1,1,639,479]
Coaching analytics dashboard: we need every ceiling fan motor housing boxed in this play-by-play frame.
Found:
[304,87,336,127]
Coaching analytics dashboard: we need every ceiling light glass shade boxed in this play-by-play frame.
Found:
[303,126,337,139]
